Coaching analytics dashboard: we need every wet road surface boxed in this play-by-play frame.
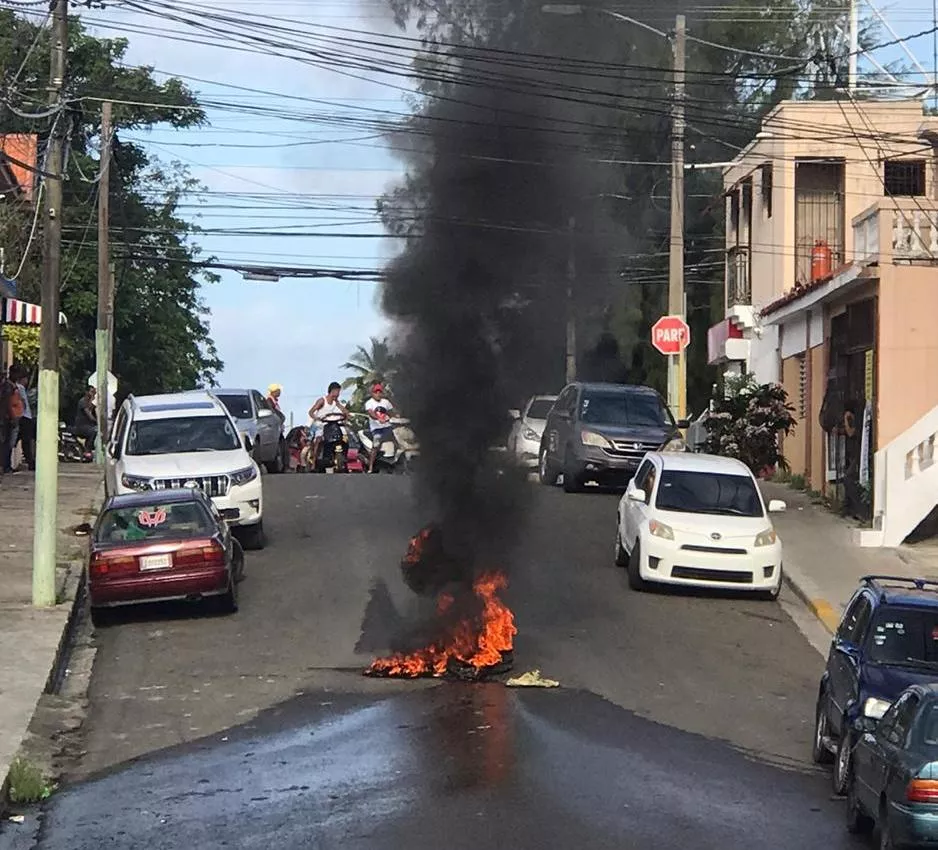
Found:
[2,474,858,848]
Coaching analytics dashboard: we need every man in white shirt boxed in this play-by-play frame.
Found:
[364,383,395,473]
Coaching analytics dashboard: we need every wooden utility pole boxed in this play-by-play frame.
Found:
[95,101,112,463]
[33,0,68,608]
[565,215,576,384]
[667,14,687,421]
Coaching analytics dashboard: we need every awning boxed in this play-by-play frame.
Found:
[2,297,66,326]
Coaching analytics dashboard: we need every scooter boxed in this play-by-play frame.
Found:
[58,422,93,463]
[313,412,349,473]
[357,418,417,474]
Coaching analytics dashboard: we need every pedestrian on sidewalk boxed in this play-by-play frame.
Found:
[0,367,15,476]
[2,365,25,473]
[11,365,35,471]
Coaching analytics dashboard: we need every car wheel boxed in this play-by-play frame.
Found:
[538,448,557,486]
[845,767,874,835]
[232,539,246,582]
[217,574,239,615]
[615,525,629,568]
[833,729,852,796]
[89,606,111,629]
[265,441,285,474]
[755,568,783,601]
[812,695,834,764]
[627,542,647,591]
[238,520,266,551]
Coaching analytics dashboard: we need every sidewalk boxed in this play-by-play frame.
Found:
[760,480,938,634]
[0,466,103,803]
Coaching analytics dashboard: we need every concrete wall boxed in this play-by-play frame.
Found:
[877,263,938,448]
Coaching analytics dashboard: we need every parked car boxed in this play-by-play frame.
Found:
[814,576,938,795]
[538,382,687,492]
[615,452,785,598]
[846,683,938,848]
[87,488,244,626]
[104,391,266,550]
[508,395,557,467]
[212,388,287,474]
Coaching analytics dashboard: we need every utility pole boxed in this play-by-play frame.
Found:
[848,0,859,92]
[667,14,687,420]
[95,101,112,464]
[565,215,576,384]
[33,0,68,608]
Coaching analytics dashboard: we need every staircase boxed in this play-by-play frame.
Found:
[857,405,938,547]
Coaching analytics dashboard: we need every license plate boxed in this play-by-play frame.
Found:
[140,554,172,571]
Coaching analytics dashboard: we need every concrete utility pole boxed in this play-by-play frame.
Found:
[848,0,859,92]
[566,215,576,384]
[33,0,68,608]
[667,14,686,420]
[95,101,112,464]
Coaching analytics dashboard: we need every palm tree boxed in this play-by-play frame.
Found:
[341,336,398,411]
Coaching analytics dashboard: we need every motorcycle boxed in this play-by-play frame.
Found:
[357,417,418,474]
[59,422,93,463]
[312,412,349,473]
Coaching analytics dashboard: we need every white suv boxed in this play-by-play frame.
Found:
[104,391,265,549]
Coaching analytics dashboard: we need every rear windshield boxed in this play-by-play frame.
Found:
[126,416,240,455]
[869,608,938,669]
[527,399,555,419]
[97,502,214,543]
[216,394,252,420]
[655,470,764,517]
[580,391,672,428]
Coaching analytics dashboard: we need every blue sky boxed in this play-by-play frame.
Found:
[66,0,938,423]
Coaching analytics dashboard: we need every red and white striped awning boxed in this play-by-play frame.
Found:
[2,297,66,325]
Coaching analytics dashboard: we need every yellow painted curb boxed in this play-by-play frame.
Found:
[809,599,841,634]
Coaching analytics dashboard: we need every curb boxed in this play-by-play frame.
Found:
[783,570,840,635]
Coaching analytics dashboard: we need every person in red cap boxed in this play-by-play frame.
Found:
[365,382,395,473]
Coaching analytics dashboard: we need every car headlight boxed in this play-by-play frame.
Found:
[863,697,892,720]
[649,520,674,540]
[754,528,777,547]
[521,426,539,441]
[581,430,612,449]
[230,465,258,487]
[121,473,151,491]
[661,437,687,452]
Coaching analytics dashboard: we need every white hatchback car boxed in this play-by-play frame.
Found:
[615,452,785,598]
[104,392,265,549]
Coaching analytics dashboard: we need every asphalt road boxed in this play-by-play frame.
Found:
[3,473,866,849]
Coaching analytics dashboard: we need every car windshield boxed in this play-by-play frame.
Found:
[868,608,938,668]
[527,399,555,420]
[216,394,252,420]
[580,391,672,428]
[655,470,764,517]
[126,416,240,455]
[97,502,214,543]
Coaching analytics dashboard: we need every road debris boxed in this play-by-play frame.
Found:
[505,669,559,688]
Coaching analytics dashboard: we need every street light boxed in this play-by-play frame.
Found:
[541,3,687,420]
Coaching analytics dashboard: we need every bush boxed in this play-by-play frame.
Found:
[704,373,796,477]
[7,758,53,804]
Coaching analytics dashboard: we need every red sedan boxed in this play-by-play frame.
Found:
[87,488,244,626]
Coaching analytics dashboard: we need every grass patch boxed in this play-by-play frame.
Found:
[772,468,792,484]
[789,474,806,491]
[7,758,53,804]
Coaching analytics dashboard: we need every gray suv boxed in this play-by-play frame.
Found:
[538,382,686,492]
[213,389,286,474]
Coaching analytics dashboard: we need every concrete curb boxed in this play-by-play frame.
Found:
[0,475,103,814]
[783,568,841,636]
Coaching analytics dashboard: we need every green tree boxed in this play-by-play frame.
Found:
[341,336,398,410]
[0,9,221,410]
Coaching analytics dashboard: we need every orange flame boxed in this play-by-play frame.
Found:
[367,572,517,678]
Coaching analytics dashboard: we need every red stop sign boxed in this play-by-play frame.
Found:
[651,315,690,355]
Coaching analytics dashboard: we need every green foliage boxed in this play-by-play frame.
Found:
[789,473,806,491]
[704,373,797,475]
[7,758,53,804]
[2,325,40,371]
[0,9,221,412]
[341,336,398,411]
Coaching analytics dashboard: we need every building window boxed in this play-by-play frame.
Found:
[761,163,773,218]
[883,159,925,197]
[741,178,753,243]
[728,190,740,241]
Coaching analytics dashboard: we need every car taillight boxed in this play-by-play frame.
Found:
[907,779,938,803]
[174,540,226,569]
[90,553,136,576]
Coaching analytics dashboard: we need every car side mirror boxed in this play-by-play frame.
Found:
[768,499,787,513]
[628,488,647,503]
[508,409,521,421]
[676,418,691,429]
[258,407,274,419]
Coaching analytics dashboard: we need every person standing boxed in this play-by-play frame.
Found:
[12,366,34,471]
[0,367,19,474]
[365,383,395,474]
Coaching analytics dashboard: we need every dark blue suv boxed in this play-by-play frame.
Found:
[814,576,938,796]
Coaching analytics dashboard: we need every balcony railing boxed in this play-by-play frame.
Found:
[853,198,938,264]
[726,245,750,306]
